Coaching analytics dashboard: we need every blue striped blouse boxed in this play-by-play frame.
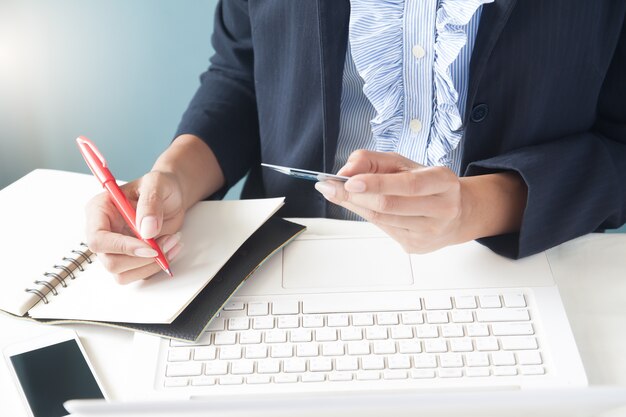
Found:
[330,0,491,220]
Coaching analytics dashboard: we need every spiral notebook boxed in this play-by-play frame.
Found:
[0,169,305,341]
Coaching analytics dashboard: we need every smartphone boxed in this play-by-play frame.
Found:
[3,330,107,417]
[261,163,349,182]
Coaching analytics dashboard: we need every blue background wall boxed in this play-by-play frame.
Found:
[0,0,235,193]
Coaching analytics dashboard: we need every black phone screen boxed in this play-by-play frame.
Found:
[10,339,105,417]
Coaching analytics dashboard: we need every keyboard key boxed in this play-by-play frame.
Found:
[315,328,338,342]
[377,312,399,325]
[439,368,463,378]
[401,311,424,325]
[219,346,242,360]
[493,366,517,376]
[206,318,225,332]
[387,355,411,369]
[413,354,437,368]
[205,361,228,375]
[361,356,385,370]
[327,313,350,327]
[277,316,299,329]
[168,348,191,362]
[398,340,422,354]
[164,378,189,387]
[491,322,534,336]
[272,300,299,315]
[466,367,490,377]
[491,351,516,366]
[449,338,473,352]
[274,374,299,383]
[340,328,363,341]
[303,315,324,328]
[252,316,274,330]
[257,359,281,374]
[231,360,254,375]
[322,342,345,356]
[347,341,370,355]
[283,358,307,373]
[424,339,447,353]
[365,327,388,340]
[247,302,269,316]
[265,330,288,343]
[270,345,293,358]
[383,370,408,380]
[390,326,414,339]
[309,357,333,372]
[302,373,325,383]
[466,323,489,337]
[244,345,267,359]
[451,310,474,323]
[214,332,237,345]
[454,296,477,309]
[439,353,463,368]
[373,340,396,355]
[479,295,502,308]
[290,329,313,342]
[424,296,452,310]
[166,362,202,377]
[503,294,526,308]
[219,376,244,385]
[426,311,449,324]
[223,301,245,311]
[517,351,542,365]
[336,356,359,371]
[500,337,538,351]
[356,371,380,380]
[465,352,489,367]
[475,337,499,351]
[228,317,250,331]
[521,365,545,375]
[194,346,217,361]
[239,330,262,345]
[410,369,435,379]
[415,325,438,338]
[329,372,353,382]
[247,375,271,384]
[441,324,464,338]
[191,376,216,386]
[296,343,319,357]
[476,308,529,322]
[352,313,375,326]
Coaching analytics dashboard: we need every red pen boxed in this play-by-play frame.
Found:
[76,136,173,277]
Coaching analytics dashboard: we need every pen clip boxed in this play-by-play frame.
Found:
[76,136,108,168]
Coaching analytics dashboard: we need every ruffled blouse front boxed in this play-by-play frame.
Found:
[349,0,493,166]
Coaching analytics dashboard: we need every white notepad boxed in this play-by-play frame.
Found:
[0,169,284,324]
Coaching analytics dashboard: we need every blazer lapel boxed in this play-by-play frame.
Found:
[316,0,350,173]
[466,0,518,123]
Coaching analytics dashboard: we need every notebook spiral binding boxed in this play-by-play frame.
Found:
[24,243,94,305]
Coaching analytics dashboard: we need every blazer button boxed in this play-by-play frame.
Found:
[470,104,489,122]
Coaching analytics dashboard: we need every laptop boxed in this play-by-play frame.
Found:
[130,218,588,400]
[65,387,626,417]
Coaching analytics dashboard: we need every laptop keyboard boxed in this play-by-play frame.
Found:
[162,291,546,389]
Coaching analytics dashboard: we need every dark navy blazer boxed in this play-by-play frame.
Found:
[176,0,626,259]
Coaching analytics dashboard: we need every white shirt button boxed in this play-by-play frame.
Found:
[412,44,425,59]
[410,119,422,133]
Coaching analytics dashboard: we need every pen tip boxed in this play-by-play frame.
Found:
[165,268,173,277]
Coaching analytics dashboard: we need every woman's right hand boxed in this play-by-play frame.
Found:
[85,170,186,284]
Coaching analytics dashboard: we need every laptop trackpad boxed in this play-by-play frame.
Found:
[282,238,414,289]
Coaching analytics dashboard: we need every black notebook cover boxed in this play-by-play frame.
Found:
[37,217,305,341]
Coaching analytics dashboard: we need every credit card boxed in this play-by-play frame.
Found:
[261,163,349,182]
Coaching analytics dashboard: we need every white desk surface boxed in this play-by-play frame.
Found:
[1,227,625,416]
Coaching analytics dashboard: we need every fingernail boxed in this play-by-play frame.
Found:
[167,243,183,261]
[140,216,158,239]
[134,247,158,257]
[345,179,366,193]
[162,232,182,253]
[314,181,336,197]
